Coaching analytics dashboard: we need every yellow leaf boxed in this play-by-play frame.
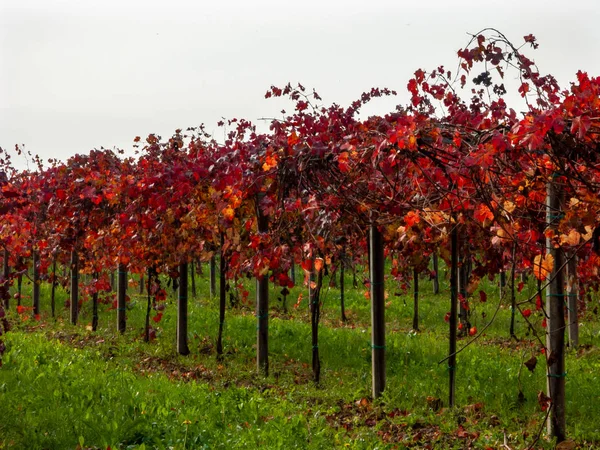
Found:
[407,134,417,149]
[503,200,516,214]
[222,206,235,221]
[582,225,594,241]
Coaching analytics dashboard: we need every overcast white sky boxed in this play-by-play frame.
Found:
[2,0,599,170]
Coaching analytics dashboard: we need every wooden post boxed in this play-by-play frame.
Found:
[329,266,337,288]
[117,263,127,334]
[458,245,470,333]
[567,254,579,348]
[92,272,99,331]
[545,179,566,442]
[70,250,79,325]
[282,287,288,313]
[509,243,518,339]
[209,255,216,298]
[32,250,40,316]
[509,268,517,338]
[432,253,440,295]
[3,248,9,310]
[412,267,419,331]
[144,267,153,342]
[448,225,459,407]
[190,260,197,298]
[340,257,347,322]
[177,262,190,355]
[217,234,226,357]
[17,256,22,307]
[50,259,57,318]
[500,271,507,294]
[256,194,269,376]
[370,222,386,398]
[310,261,323,383]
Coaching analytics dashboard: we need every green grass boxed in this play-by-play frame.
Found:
[1,265,599,449]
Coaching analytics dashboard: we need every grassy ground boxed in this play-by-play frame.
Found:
[1,265,599,449]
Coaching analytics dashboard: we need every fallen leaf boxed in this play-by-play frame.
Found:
[556,440,577,450]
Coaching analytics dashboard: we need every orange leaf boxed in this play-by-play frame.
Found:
[474,203,494,225]
[314,257,324,272]
[404,211,420,227]
[533,253,554,280]
[287,132,299,147]
[294,293,303,308]
[222,206,235,221]
[356,397,369,407]
[301,260,312,272]
[338,151,350,173]
[262,153,278,171]
[559,229,581,246]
